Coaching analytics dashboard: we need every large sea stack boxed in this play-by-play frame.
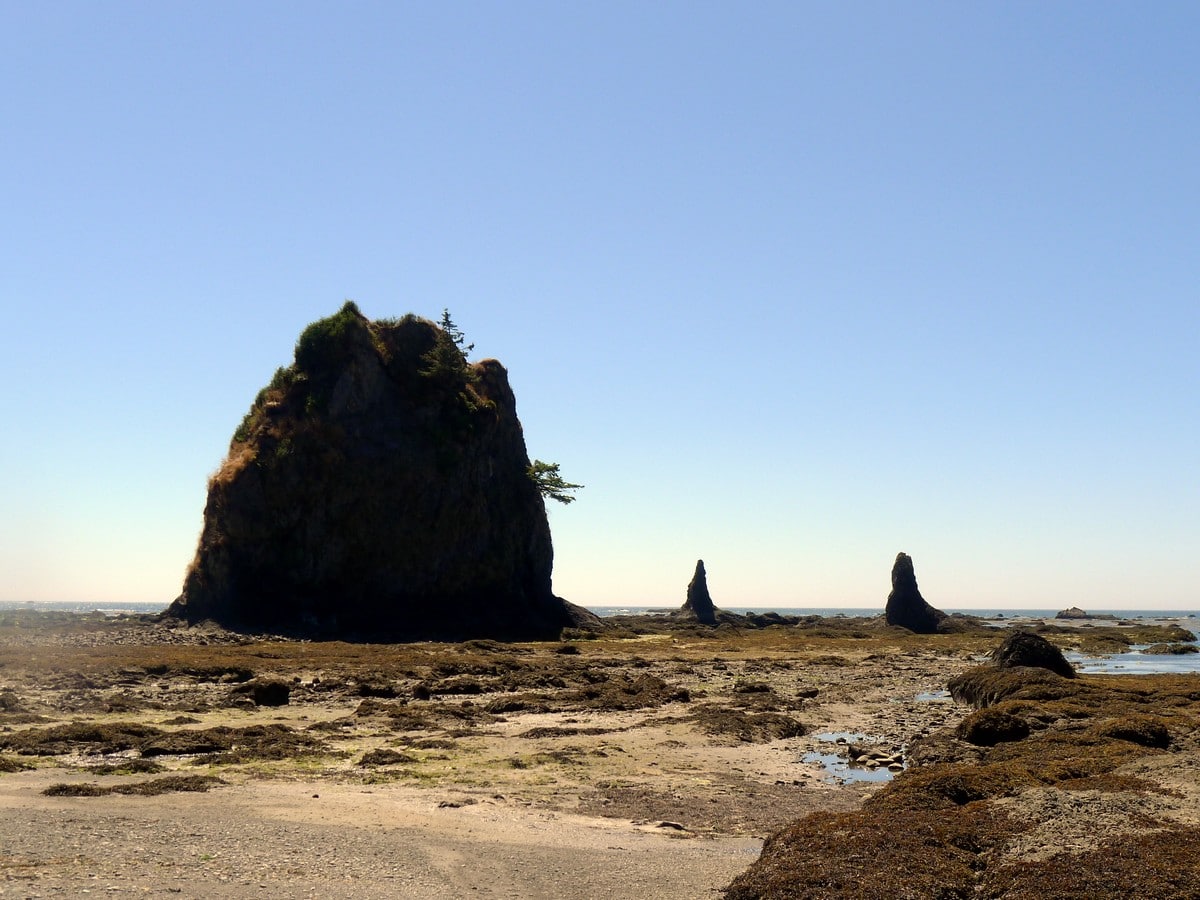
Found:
[884,551,947,634]
[167,303,592,640]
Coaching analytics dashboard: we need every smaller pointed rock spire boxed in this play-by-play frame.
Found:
[884,552,946,634]
[682,559,717,625]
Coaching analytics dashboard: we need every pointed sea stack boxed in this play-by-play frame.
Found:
[884,552,946,634]
[167,302,594,641]
[680,560,717,625]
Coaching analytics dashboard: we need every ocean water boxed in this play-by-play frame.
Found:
[3,600,1197,623]
[589,605,1200,622]
[0,600,171,615]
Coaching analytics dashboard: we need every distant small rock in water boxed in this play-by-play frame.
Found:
[1142,643,1200,656]
[679,560,717,625]
[992,630,1076,679]
[1055,606,1089,619]
[884,552,946,634]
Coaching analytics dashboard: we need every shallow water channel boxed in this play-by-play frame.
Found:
[1069,646,1200,675]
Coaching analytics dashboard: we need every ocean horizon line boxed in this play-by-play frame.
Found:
[2,599,1196,620]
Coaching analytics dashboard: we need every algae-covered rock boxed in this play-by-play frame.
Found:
[992,630,1076,679]
[168,303,593,640]
[956,707,1031,746]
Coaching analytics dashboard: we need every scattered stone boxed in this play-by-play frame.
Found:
[847,744,905,768]
[884,553,946,634]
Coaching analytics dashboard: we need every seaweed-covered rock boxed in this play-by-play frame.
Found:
[1143,643,1200,655]
[679,559,717,625]
[884,552,946,634]
[956,708,1031,746]
[1093,716,1172,749]
[232,678,291,707]
[358,748,417,767]
[167,304,595,641]
[992,631,1076,679]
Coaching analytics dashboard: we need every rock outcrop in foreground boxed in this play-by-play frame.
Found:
[679,560,717,625]
[991,630,1076,678]
[168,303,592,640]
[884,552,946,634]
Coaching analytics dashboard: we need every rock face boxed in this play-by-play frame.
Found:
[991,631,1076,678]
[167,303,592,640]
[680,560,717,625]
[884,552,946,634]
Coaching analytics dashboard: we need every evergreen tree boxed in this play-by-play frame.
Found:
[528,460,583,504]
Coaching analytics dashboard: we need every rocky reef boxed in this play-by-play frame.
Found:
[725,629,1200,899]
[167,303,592,640]
[884,552,947,634]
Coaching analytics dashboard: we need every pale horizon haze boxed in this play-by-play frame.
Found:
[2,3,1196,612]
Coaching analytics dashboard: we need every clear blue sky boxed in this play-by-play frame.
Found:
[2,2,1196,611]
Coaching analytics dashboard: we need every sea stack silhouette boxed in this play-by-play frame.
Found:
[167,302,594,640]
[679,559,718,624]
[884,552,947,634]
